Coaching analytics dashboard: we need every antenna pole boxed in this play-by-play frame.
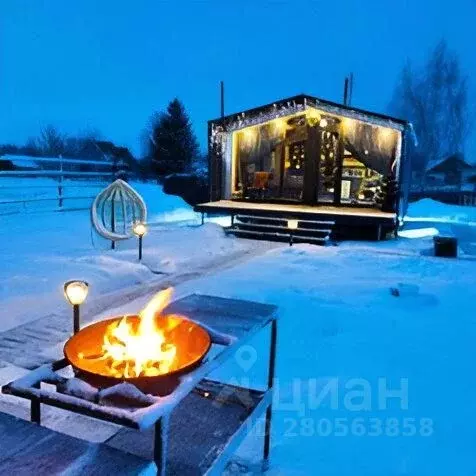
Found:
[349,73,354,106]
[343,77,349,106]
[220,81,225,118]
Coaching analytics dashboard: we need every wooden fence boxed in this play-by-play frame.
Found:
[0,156,123,215]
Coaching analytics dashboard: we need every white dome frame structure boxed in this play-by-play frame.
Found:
[91,179,147,242]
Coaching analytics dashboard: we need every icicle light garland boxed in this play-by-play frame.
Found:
[210,101,306,154]
[311,99,407,132]
[210,97,409,151]
[210,97,415,171]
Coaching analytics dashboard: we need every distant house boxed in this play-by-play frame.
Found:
[79,140,134,178]
[0,158,15,171]
[0,155,42,171]
[425,154,475,188]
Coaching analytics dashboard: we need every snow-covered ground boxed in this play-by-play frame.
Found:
[104,237,476,476]
[406,198,476,225]
[404,199,476,255]
[0,180,256,332]
[0,184,476,475]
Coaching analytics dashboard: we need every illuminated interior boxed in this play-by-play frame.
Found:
[230,107,401,208]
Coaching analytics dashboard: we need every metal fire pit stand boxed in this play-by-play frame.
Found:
[2,294,278,475]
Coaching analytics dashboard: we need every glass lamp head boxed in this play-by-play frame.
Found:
[287,219,299,230]
[64,280,89,306]
[132,222,147,237]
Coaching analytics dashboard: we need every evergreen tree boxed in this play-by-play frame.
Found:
[147,98,200,176]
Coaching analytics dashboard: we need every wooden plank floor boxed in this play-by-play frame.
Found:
[0,412,153,475]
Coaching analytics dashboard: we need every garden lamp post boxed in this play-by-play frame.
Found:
[287,219,298,246]
[133,222,147,261]
[64,280,89,334]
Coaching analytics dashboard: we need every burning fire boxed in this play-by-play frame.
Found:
[93,288,178,378]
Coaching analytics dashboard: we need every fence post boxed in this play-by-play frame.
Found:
[58,182,63,208]
[58,155,63,208]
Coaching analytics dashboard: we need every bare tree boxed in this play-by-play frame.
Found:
[64,128,103,159]
[389,40,470,172]
[37,125,67,157]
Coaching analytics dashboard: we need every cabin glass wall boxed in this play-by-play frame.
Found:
[232,115,308,201]
[340,119,400,208]
[231,111,401,211]
[317,130,339,203]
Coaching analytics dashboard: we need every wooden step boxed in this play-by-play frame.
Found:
[226,228,328,245]
[235,214,335,226]
[234,222,332,236]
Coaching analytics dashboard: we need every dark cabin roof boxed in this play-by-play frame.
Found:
[209,93,409,129]
[427,154,474,173]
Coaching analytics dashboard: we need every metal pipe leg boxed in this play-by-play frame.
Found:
[73,304,80,334]
[201,212,205,225]
[263,319,277,461]
[31,383,41,424]
[154,417,168,476]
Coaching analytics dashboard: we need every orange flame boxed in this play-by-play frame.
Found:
[100,288,177,378]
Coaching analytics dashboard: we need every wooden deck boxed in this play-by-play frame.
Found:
[196,200,394,219]
[0,412,151,475]
[195,200,397,240]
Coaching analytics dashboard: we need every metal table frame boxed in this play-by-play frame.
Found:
[2,294,278,475]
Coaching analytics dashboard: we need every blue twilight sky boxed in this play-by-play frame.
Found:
[1,0,475,157]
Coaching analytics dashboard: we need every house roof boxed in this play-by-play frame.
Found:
[209,93,409,131]
[427,154,474,173]
[0,155,42,169]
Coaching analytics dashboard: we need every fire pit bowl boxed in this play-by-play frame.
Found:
[64,314,211,396]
